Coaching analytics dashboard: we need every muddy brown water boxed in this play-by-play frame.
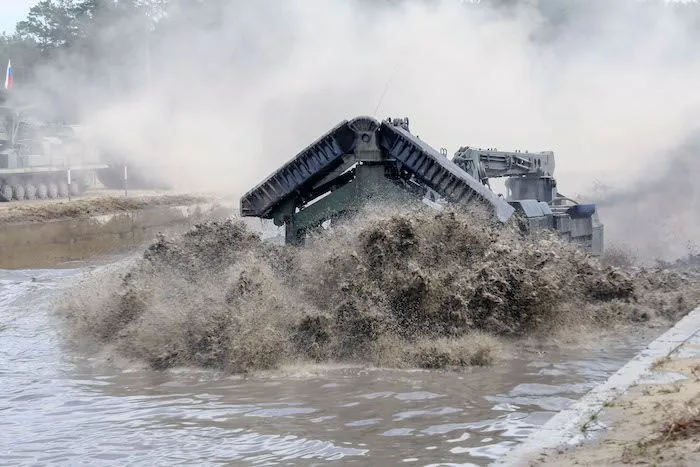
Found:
[0,202,230,269]
[0,258,665,466]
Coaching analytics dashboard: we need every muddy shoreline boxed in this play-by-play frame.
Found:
[0,190,235,269]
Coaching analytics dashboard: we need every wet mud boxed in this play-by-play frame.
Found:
[0,196,232,269]
[0,193,211,223]
[57,201,700,374]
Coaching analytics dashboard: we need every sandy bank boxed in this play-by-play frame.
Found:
[519,324,700,466]
[0,189,219,224]
[0,190,235,269]
[533,359,700,466]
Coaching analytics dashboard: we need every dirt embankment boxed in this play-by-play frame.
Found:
[0,191,212,224]
[0,190,234,269]
[57,201,700,374]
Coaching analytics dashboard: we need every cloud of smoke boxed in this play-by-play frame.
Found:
[16,0,700,259]
[594,133,700,261]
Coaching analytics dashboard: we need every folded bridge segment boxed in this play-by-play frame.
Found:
[240,116,515,244]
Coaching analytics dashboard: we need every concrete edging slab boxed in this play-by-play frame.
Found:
[492,306,700,466]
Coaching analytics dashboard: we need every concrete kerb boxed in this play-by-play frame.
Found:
[492,306,700,467]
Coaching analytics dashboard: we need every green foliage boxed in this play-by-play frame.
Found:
[16,0,94,54]
[0,33,42,82]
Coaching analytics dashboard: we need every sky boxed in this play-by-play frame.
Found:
[1,0,33,35]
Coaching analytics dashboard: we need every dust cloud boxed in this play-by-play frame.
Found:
[57,202,700,374]
[8,0,700,255]
[35,1,700,371]
[592,132,700,262]
[13,0,700,259]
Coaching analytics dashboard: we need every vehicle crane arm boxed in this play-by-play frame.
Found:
[452,146,555,186]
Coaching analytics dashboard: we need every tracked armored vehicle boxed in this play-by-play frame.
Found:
[0,88,169,202]
[239,116,603,255]
[0,99,109,202]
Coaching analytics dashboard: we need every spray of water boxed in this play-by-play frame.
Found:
[56,201,700,374]
[10,1,696,373]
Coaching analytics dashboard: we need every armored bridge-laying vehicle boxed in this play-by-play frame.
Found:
[240,115,603,255]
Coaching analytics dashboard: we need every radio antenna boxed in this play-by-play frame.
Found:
[373,62,400,117]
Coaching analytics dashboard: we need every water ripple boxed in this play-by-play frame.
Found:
[0,267,656,466]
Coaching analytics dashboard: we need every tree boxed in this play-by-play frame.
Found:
[0,33,42,88]
[15,0,96,56]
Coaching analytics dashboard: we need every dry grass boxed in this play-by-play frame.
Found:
[659,406,700,442]
[618,395,700,465]
[651,355,672,370]
[624,398,700,459]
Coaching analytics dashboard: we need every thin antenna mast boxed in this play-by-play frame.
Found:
[373,62,400,117]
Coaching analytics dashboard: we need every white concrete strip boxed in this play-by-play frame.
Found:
[492,306,700,467]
